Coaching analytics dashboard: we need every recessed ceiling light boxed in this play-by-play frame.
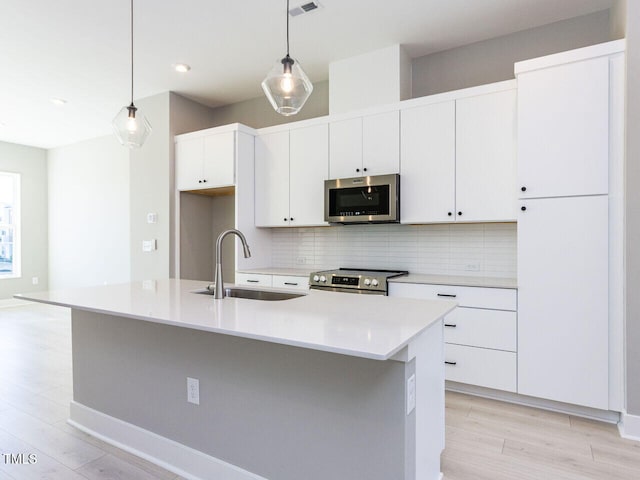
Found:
[173,63,191,73]
[50,97,68,106]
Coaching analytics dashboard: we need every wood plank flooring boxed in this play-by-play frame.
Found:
[1,301,639,479]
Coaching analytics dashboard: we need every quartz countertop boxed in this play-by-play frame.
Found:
[16,279,456,361]
[389,274,517,289]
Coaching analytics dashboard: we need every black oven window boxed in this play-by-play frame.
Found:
[330,185,390,217]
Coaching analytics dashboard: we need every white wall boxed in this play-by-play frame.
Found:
[0,141,48,299]
[47,135,130,289]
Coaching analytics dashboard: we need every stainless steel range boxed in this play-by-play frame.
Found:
[309,268,408,295]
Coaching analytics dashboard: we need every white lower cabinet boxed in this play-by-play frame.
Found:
[272,275,309,290]
[389,282,517,392]
[235,273,309,290]
[235,273,273,287]
[517,195,609,409]
[445,344,517,392]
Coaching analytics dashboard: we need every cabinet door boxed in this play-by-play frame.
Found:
[400,102,455,223]
[517,195,608,409]
[456,89,517,222]
[203,131,235,188]
[176,137,204,191]
[289,124,329,226]
[518,57,609,198]
[255,131,290,227]
[329,117,362,179]
[362,110,400,176]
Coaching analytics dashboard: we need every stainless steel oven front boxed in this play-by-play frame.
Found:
[324,173,400,224]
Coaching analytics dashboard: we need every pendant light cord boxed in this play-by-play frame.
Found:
[130,0,134,105]
[286,0,290,56]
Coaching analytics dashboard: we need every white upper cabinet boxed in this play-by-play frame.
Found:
[329,111,399,179]
[456,89,517,222]
[255,131,290,227]
[255,124,329,227]
[400,101,456,223]
[289,124,329,226]
[176,131,235,191]
[362,111,400,176]
[517,56,609,198]
[400,86,516,224]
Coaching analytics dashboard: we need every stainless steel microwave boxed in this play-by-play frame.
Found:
[324,174,400,224]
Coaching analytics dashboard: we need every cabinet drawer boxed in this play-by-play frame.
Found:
[235,273,273,287]
[444,344,517,392]
[272,275,309,290]
[444,308,516,352]
[389,283,516,310]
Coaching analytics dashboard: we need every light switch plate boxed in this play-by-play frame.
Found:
[142,239,157,252]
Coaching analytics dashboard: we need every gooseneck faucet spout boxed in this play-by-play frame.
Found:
[214,229,251,299]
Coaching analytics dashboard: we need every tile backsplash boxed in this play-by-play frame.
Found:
[271,222,516,278]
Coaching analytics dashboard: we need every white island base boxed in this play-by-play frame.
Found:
[18,280,453,480]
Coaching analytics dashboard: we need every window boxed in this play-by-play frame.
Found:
[0,172,20,278]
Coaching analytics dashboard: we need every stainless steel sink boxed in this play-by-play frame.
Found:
[193,286,304,301]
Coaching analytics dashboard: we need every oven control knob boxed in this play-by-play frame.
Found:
[371,279,379,287]
[319,275,327,283]
[312,275,320,282]
[364,278,371,286]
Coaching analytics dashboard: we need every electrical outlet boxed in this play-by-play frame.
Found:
[407,374,416,415]
[187,377,199,405]
[31,277,39,285]
[142,239,157,252]
[465,261,481,272]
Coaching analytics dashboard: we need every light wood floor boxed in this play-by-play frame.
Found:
[1,302,639,480]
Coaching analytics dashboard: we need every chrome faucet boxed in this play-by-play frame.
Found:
[214,229,251,299]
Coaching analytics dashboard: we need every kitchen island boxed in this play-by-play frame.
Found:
[17,279,456,480]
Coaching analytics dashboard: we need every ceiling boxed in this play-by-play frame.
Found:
[0,0,614,149]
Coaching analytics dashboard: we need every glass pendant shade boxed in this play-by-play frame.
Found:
[262,55,313,116]
[112,103,152,149]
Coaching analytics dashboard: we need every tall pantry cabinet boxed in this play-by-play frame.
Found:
[515,41,625,410]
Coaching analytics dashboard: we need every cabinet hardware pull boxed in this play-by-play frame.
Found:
[284,282,298,286]
[457,211,462,216]
[447,212,452,216]
[247,280,259,283]
[444,323,457,328]
[363,167,368,172]
[437,293,457,298]
[521,206,527,211]
[203,179,207,183]
[356,168,360,173]
[521,186,527,192]
[284,218,288,221]
[198,180,202,183]
[445,361,457,366]
[290,217,294,221]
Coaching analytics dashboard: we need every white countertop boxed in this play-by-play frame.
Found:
[16,279,456,361]
[390,274,517,289]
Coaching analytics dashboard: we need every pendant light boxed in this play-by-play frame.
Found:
[261,0,313,116]
[112,0,152,148]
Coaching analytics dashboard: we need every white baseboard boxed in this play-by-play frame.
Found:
[619,411,640,442]
[69,401,266,480]
[446,382,620,424]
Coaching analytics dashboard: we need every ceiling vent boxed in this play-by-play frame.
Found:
[289,1,322,17]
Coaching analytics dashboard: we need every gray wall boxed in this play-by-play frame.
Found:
[0,142,48,299]
[412,10,612,97]
[207,81,329,128]
[179,192,235,282]
[625,0,640,416]
[73,310,414,480]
